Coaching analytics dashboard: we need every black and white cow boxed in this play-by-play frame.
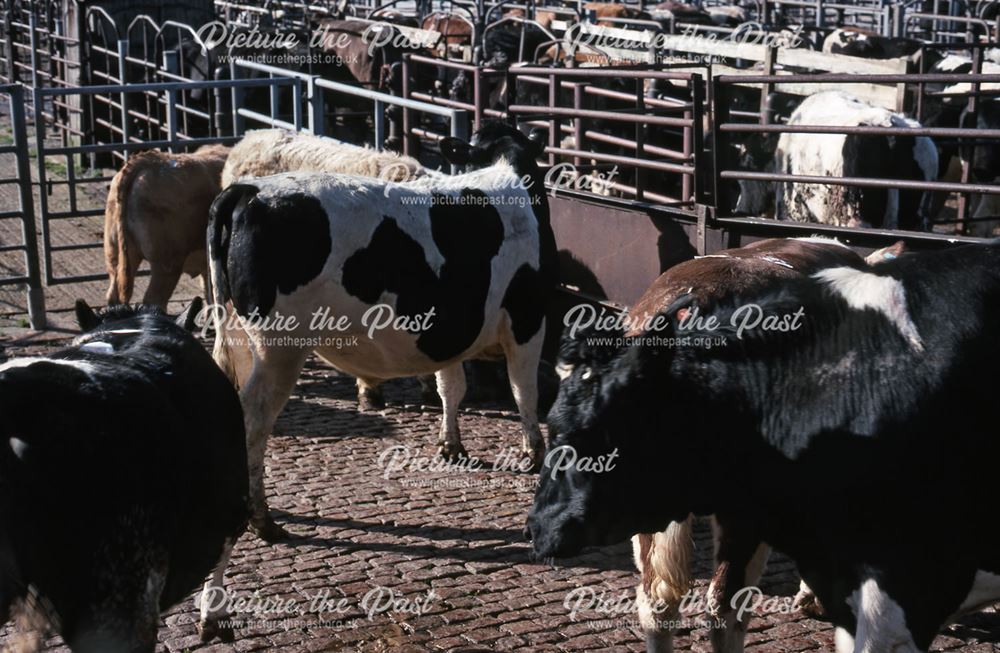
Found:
[739,91,938,230]
[208,121,558,540]
[0,301,248,652]
[528,241,1000,652]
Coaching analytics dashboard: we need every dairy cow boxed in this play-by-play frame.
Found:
[528,241,1000,652]
[0,300,248,652]
[208,122,558,540]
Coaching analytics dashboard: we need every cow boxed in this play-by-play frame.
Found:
[550,237,867,653]
[0,299,248,652]
[208,121,558,541]
[104,144,230,309]
[821,28,923,60]
[528,240,1000,653]
[219,128,434,409]
[738,91,938,230]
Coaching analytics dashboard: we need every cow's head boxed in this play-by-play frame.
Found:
[526,297,710,558]
[75,298,204,333]
[439,121,546,179]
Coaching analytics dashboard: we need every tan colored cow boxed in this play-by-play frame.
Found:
[104,144,230,308]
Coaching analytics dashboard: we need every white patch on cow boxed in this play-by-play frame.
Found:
[792,236,851,249]
[813,267,924,351]
[8,437,28,460]
[555,362,574,380]
[955,570,1000,615]
[848,578,920,653]
[103,328,143,335]
[834,627,855,653]
[0,357,97,377]
[79,341,115,354]
[694,254,731,259]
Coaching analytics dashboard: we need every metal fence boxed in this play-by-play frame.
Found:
[0,84,45,329]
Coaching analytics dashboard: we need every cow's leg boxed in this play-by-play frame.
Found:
[197,536,237,643]
[141,263,183,310]
[356,377,385,411]
[793,579,824,617]
[632,517,695,653]
[435,363,467,461]
[708,517,770,653]
[503,327,546,469]
[241,347,309,542]
[418,374,440,404]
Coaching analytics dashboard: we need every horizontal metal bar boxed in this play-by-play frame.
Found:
[509,104,692,127]
[0,243,25,253]
[713,215,989,245]
[315,77,465,118]
[40,136,238,157]
[50,242,102,253]
[721,170,1000,195]
[0,276,30,286]
[720,123,1000,139]
[718,73,1000,84]
[36,77,297,97]
[545,145,695,175]
[47,272,108,285]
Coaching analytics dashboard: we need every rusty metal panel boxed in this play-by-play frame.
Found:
[549,195,698,307]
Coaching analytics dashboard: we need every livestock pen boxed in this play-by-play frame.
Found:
[2,0,1000,651]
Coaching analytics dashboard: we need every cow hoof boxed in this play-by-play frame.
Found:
[198,618,234,643]
[358,391,385,411]
[252,517,290,543]
[437,442,469,462]
[793,585,824,618]
[527,448,545,473]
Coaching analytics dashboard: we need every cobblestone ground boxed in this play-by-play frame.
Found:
[2,109,1000,653]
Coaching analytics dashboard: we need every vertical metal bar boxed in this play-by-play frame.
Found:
[117,38,129,160]
[308,75,324,135]
[3,9,16,83]
[28,14,40,90]
[292,77,303,132]
[449,109,470,175]
[634,76,645,202]
[690,73,705,205]
[231,60,245,136]
[548,73,557,167]
[711,77,731,216]
[269,73,279,127]
[573,82,583,169]
[163,49,179,149]
[760,45,776,125]
[401,54,412,156]
[374,99,385,149]
[473,66,483,130]
[10,86,45,328]
[33,85,53,286]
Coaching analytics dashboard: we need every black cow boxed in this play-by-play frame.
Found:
[0,300,248,651]
[528,242,1000,652]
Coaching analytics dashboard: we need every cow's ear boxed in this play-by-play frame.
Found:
[176,297,204,332]
[439,137,471,165]
[75,299,100,333]
[528,128,547,158]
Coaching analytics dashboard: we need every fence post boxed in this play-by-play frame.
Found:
[957,46,982,235]
[401,54,412,156]
[374,98,385,149]
[231,60,245,136]
[117,38,129,160]
[163,49,179,149]
[292,77,303,132]
[711,76,731,218]
[3,8,17,83]
[690,73,704,205]
[308,75,324,135]
[449,109,470,174]
[28,14,41,90]
[10,86,45,329]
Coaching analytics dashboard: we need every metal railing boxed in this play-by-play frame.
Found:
[0,84,45,328]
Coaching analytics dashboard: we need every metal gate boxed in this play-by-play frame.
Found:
[0,84,45,329]
[31,76,300,286]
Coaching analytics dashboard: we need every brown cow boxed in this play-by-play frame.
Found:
[104,144,229,308]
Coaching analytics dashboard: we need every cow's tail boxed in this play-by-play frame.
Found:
[107,155,147,304]
[633,517,693,632]
[207,184,259,387]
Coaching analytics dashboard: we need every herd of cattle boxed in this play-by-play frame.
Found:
[2,87,1000,653]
